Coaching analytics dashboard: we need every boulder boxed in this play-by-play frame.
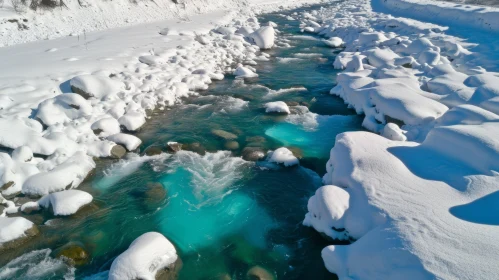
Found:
[224,141,240,150]
[211,129,238,140]
[55,243,89,266]
[242,147,265,161]
[110,145,127,159]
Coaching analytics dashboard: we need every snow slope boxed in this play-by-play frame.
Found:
[378,0,499,32]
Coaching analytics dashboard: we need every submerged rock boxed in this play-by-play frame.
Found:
[246,266,275,280]
[145,182,167,205]
[245,136,266,143]
[211,129,238,140]
[110,145,127,159]
[242,147,265,161]
[182,142,206,156]
[54,243,89,266]
[166,142,182,153]
[144,145,164,156]
[224,141,240,150]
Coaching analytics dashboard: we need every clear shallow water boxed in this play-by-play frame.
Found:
[0,5,363,280]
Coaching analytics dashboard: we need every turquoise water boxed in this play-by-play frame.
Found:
[0,4,363,280]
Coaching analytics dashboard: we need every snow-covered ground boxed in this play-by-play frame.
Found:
[1,0,499,278]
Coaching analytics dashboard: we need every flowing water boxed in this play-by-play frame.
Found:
[0,5,364,280]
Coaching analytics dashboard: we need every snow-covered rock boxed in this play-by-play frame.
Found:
[22,152,95,196]
[109,232,179,280]
[36,93,92,126]
[267,147,298,167]
[118,112,146,132]
[264,101,290,114]
[91,118,121,137]
[70,75,124,100]
[0,217,37,248]
[107,134,142,151]
[249,26,275,49]
[234,65,258,79]
[38,190,93,216]
[323,37,344,48]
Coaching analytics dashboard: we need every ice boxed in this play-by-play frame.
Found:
[38,189,93,216]
[109,232,178,280]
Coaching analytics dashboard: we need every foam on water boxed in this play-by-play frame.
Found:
[152,151,276,252]
[0,249,74,280]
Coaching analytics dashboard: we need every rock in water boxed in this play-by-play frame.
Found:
[224,141,240,150]
[242,147,265,161]
[246,266,275,280]
[144,145,164,156]
[166,142,182,153]
[110,145,127,159]
[211,129,238,140]
[109,232,180,280]
[55,243,89,266]
[249,26,275,49]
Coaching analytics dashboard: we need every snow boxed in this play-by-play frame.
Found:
[108,232,178,280]
[249,26,275,49]
[379,0,499,32]
[70,74,125,100]
[118,112,146,132]
[323,37,344,48]
[0,216,34,246]
[107,133,142,151]
[22,152,95,196]
[267,147,299,167]
[264,101,290,114]
[234,65,259,79]
[38,189,93,216]
[91,118,121,137]
[300,1,499,278]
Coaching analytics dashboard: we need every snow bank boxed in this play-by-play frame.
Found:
[300,1,499,278]
[379,0,499,32]
[109,232,178,280]
[264,101,290,114]
[267,147,299,166]
[38,189,93,216]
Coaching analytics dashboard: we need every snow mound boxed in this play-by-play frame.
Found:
[267,147,298,167]
[264,101,290,114]
[91,118,121,137]
[234,65,258,79]
[249,26,275,49]
[0,217,34,246]
[38,189,93,216]
[35,93,92,126]
[109,232,178,280]
[107,133,142,151]
[70,74,124,100]
[22,152,95,196]
[323,37,344,48]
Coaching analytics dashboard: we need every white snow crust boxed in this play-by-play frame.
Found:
[108,232,178,280]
